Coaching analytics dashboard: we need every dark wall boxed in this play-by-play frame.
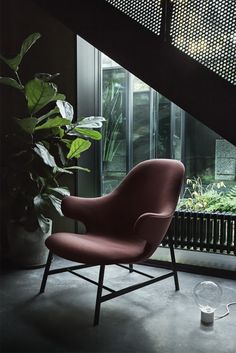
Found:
[0,0,77,253]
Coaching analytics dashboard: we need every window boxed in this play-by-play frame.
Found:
[100,53,236,196]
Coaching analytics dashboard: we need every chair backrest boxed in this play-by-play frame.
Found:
[101,159,185,237]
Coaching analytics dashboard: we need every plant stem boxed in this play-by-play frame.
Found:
[15,71,23,88]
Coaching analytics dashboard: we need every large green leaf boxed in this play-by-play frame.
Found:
[0,53,22,73]
[20,33,41,60]
[73,127,102,140]
[52,127,64,138]
[57,144,67,166]
[0,33,41,72]
[48,194,63,215]
[48,187,70,196]
[76,116,106,128]
[15,117,38,133]
[35,116,70,130]
[33,194,46,210]
[33,143,57,167]
[67,138,91,159]
[34,195,51,232]
[25,78,58,114]
[0,77,23,90]
[56,100,73,122]
[37,213,51,233]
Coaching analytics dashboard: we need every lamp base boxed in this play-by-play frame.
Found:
[201,311,214,325]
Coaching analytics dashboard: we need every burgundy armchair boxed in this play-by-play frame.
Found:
[40,159,185,325]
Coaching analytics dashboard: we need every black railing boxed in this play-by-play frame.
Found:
[163,211,236,255]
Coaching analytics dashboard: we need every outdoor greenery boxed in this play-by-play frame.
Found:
[178,177,236,213]
[0,33,104,232]
[102,80,123,163]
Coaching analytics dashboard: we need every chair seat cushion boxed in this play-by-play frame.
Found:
[45,233,147,264]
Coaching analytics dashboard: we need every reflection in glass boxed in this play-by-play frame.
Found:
[133,76,152,165]
[101,65,127,194]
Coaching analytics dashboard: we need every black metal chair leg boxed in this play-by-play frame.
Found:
[39,251,53,294]
[169,241,179,291]
[129,264,133,273]
[93,265,105,326]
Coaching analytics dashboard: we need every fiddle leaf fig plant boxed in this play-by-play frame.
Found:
[0,32,104,232]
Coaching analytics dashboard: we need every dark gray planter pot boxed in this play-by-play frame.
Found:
[7,218,52,268]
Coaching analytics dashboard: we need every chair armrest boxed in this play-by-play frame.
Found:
[134,212,173,244]
[61,195,106,227]
[62,192,109,231]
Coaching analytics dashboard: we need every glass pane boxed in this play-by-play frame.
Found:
[184,114,236,188]
[171,103,184,161]
[180,114,236,214]
[156,94,171,158]
[132,76,152,165]
[101,53,121,69]
[101,60,127,194]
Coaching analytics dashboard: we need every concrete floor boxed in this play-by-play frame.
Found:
[0,258,236,353]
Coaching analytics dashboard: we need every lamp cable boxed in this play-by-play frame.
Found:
[215,302,236,320]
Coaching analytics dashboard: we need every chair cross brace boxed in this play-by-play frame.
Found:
[100,271,175,303]
[40,243,179,326]
[67,265,173,298]
[93,264,178,325]
[48,263,98,275]
[67,269,115,293]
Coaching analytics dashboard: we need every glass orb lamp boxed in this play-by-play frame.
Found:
[193,281,222,325]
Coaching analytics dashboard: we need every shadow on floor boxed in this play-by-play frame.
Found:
[0,263,236,353]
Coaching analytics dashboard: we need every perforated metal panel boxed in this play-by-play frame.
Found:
[106,0,163,35]
[106,0,236,85]
[170,0,236,85]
